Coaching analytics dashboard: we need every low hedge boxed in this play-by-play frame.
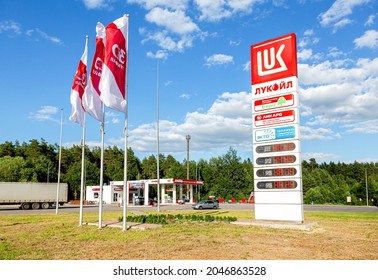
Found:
[118,213,237,224]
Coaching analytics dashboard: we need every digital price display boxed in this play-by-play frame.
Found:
[256,155,296,165]
[256,167,297,177]
[257,180,297,189]
[255,142,296,154]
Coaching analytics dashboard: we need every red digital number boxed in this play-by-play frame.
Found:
[274,169,283,176]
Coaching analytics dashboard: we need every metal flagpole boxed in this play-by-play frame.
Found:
[156,59,160,212]
[98,105,105,229]
[122,14,130,231]
[79,113,86,226]
[79,35,88,226]
[56,108,63,214]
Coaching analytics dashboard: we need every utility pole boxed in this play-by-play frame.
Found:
[186,135,191,179]
[366,169,369,206]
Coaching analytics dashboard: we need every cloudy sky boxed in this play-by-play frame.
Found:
[0,0,377,163]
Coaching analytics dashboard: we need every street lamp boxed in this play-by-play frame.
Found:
[186,135,191,179]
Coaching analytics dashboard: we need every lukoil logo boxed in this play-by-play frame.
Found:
[94,57,103,70]
[257,44,287,76]
[112,44,126,65]
[251,33,297,85]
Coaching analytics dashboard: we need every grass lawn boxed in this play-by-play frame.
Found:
[0,210,377,260]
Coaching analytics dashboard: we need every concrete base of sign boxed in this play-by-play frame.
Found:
[231,220,317,231]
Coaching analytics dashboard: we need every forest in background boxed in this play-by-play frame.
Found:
[0,139,377,206]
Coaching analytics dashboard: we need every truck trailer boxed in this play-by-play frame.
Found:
[0,182,68,210]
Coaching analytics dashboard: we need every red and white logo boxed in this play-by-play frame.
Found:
[251,33,297,85]
[254,94,295,112]
[254,109,297,127]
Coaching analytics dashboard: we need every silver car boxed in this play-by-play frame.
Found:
[192,200,219,210]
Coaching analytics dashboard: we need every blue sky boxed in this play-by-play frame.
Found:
[0,0,377,164]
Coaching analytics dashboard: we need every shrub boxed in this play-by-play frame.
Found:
[119,213,237,225]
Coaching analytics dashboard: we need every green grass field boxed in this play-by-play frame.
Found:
[0,210,377,260]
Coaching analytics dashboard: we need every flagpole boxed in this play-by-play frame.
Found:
[78,35,89,226]
[98,105,105,229]
[56,108,63,214]
[122,14,130,231]
[156,59,160,212]
[79,113,86,226]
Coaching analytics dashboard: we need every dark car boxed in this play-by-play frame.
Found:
[192,200,219,210]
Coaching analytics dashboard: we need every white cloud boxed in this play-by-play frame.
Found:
[82,0,110,9]
[342,119,378,134]
[0,21,62,45]
[230,39,241,46]
[142,31,194,52]
[130,0,200,55]
[127,0,189,10]
[318,0,371,32]
[208,92,251,118]
[365,14,376,26]
[297,49,313,61]
[0,20,22,35]
[26,28,63,45]
[242,61,251,72]
[299,58,378,128]
[29,106,59,122]
[145,7,199,35]
[354,30,378,49]
[126,91,252,154]
[194,0,259,22]
[300,126,341,140]
[180,93,190,99]
[204,54,234,66]
[147,50,169,59]
[327,47,344,58]
[302,152,339,162]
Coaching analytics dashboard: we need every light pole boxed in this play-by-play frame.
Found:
[47,161,51,183]
[186,135,191,179]
[366,169,369,206]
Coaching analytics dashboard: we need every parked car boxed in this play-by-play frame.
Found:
[192,200,219,210]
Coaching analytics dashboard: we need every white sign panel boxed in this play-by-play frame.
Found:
[252,76,298,99]
[253,93,297,113]
[254,108,299,128]
[254,124,300,143]
[251,33,303,223]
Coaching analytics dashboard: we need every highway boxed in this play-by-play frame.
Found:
[0,203,377,216]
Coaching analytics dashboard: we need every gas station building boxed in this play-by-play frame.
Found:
[86,178,203,206]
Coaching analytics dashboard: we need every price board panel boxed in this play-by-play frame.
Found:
[256,154,296,165]
[254,152,301,168]
[256,167,298,177]
[256,180,297,189]
[255,141,298,154]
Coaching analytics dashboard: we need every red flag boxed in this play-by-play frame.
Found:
[82,23,105,122]
[69,37,88,126]
[99,15,128,113]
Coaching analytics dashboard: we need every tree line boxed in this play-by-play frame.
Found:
[0,139,377,206]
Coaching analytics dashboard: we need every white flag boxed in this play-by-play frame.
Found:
[69,38,88,127]
[99,15,128,113]
[82,23,105,122]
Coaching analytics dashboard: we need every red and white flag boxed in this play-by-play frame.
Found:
[99,15,128,113]
[82,23,105,122]
[69,37,88,126]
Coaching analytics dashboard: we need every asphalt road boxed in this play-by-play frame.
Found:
[0,203,377,216]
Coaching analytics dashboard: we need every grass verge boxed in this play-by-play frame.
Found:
[0,210,377,260]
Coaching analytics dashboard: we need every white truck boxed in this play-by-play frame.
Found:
[0,182,68,210]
